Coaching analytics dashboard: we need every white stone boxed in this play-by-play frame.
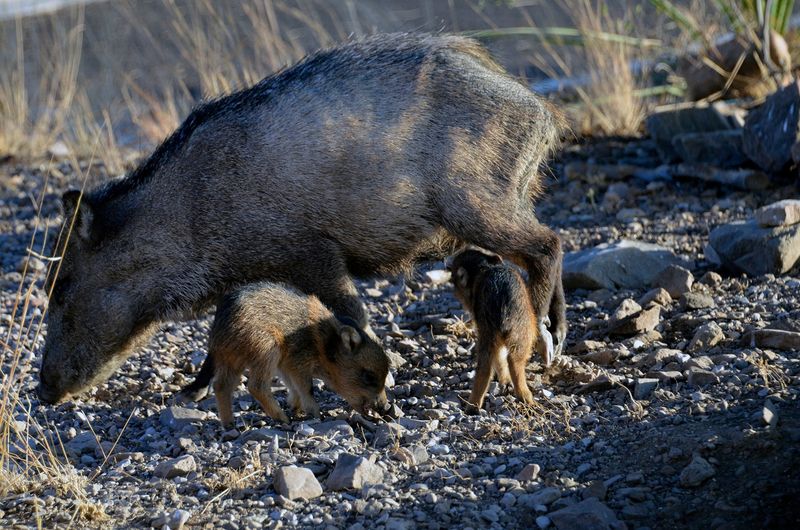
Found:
[274,465,323,500]
[755,199,800,227]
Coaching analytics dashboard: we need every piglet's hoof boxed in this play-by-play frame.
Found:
[465,403,481,416]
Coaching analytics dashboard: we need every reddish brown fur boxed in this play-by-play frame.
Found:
[208,283,389,428]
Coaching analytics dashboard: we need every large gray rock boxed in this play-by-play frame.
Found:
[312,420,354,438]
[607,306,661,336]
[646,101,742,161]
[742,328,800,350]
[671,129,748,168]
[273,465,323,500]
[707,220,800,276]
[686,367,719,387]
[654,264,694,298]
[327,454,384,490]
[241,428,288,444]
[755,199,800,227]
[688,321,725,352]
[563,240,685,290]
[516,463,541,481]
[743,80,800,173]
[519,487,562,508]
[672,164,770,190]
[548,498,627,530]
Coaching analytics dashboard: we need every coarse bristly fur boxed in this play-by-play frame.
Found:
[449,248,544,413]
[198,282,389,427]
[38,32,566,404]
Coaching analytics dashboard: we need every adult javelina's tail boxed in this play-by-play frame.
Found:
[177,355,215,403]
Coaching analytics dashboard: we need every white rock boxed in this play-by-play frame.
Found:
[274,465,323,500]
[761,400,779,428]
[755,199,800,227]
[168,509,191,530]
[424,269,451,285]
[634,378,659,400]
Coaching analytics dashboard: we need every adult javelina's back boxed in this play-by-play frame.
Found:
[39,33,565,404]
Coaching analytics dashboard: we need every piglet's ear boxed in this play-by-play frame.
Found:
[486,253,502,265]
[340,326,361,352]
[61,189,93,241]
[455,267,469,288]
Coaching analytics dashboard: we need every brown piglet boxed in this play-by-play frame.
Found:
[202,282,389,428]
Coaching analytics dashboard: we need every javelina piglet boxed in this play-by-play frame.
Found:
[449,248,552,413]
[202,282,389,428]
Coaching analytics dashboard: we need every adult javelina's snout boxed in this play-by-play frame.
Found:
[38,191,158,403]
[40,33,565,402]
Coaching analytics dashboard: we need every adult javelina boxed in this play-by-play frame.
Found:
[38,33,566,404]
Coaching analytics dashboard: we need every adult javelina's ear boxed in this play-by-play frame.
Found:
[61,189,94,241]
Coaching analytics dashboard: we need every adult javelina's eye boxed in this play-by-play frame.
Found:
[51,277,71,304]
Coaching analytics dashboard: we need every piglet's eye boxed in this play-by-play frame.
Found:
[360,370,378,388]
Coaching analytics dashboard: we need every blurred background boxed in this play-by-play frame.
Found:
[1,0,798,168]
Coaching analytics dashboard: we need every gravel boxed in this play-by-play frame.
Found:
[1,139,799,529]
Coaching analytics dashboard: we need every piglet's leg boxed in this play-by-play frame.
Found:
[285,373,320,418]
[213,366,240,429]
[247,374,289,424]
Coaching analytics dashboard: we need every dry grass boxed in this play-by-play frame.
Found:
[445,315,476,339]
[201,448,265,514]
[507,396,574,441]
[520,0,650,135]
[0,0,690,167]
[747,351,790,392]
[0,155,110,524]
[0,0,350,161]
[0,8,84,158]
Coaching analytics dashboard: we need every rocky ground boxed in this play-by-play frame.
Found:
[1,137,799,530]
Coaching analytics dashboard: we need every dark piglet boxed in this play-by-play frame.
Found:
[449,248,551,412]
